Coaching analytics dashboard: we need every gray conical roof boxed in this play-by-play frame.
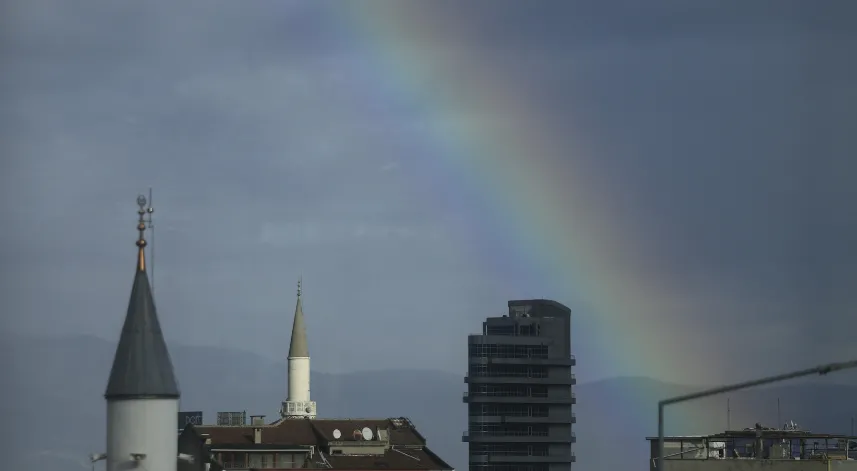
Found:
[104,247,180,400]
[288,291,309,358]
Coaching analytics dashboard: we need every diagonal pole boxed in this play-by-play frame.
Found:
[657,359,857,469]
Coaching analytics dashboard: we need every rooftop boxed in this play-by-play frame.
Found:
[195,417,452,470]
[647,428,857,441]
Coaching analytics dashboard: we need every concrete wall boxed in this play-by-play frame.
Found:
[663,459,857,471]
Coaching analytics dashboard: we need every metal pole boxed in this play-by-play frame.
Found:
[147,188,154,293]
[658,403,665,469]
[777,398,781,428]
[727,398,731,430]
[657,359,857,470]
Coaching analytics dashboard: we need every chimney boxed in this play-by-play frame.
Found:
[250,415,266,426]
[254,427,262,444]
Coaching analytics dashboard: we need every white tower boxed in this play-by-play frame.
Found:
[280,278,317,419]
[102,196,181,471]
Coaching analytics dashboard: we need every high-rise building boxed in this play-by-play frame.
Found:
[463,299,577,471]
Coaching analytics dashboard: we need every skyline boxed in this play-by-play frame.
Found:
[2,0,856,390]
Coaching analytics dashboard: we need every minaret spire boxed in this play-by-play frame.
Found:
[288,277,309,358]
[136,194,147,272]
[102,195,180,471]
[281,276,316,419]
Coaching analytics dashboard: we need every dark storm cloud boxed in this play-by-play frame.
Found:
[383,0,857,367]
[2,0,855,382]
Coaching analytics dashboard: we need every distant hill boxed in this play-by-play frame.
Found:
[4,333,855,471]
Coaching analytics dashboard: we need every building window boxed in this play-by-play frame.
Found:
[469,344,549,359]
[471,385,548,398]
[220,452,247,469]
[472,464,549,471]
[487,325,516,336]
[471,444,550,456]
[470,364,549,378]
[470,404,550,417]
[469,424,549,437]
[248,453,275,468]
[276,453,295,468]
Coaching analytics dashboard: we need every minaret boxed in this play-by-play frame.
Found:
[103,195,180,471]
[280,278,317,419]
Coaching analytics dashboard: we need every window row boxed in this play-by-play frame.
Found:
[471,444,550,456]
[470,364,549,378]
[470,404,550,417]
[472,464,549,471]
[469,344,549,359]
[470,424,549,436]
[218,452,305,469]
[471,385,548,397]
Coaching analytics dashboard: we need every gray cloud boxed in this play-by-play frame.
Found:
[2,0,856,384]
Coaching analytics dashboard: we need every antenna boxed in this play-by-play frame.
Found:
[727,398,731,430]
[361,426,374,441]
[777,397,781,429]
[146,188,155,293]
[333,429,341,439]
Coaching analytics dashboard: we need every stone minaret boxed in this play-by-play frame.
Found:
[103,195,180,471]
[280,278,316,419]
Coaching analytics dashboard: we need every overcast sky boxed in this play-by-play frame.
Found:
[1,0,855,385]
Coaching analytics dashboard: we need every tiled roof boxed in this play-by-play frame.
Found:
[310,419,425,446]
[198,420,316,446]
[198,418,452,470]
[200,418,426,447]
[325,448,452,470]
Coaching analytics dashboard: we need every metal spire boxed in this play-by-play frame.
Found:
[288,277,309,358]
[135,195,148,271]
[104,195,179,400]
[145,188,155,293]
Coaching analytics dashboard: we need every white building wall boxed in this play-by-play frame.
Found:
[288,357,310,402]
[107,398,178,471]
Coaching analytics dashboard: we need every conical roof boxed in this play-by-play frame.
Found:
[104,204,180,400]
[288,280,309,358]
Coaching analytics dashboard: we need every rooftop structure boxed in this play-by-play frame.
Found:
[195,416,454,470]
[646,422,857,471]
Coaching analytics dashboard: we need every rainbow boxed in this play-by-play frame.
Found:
[322,3,737,438]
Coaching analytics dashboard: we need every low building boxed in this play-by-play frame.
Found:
[192,416,453,471]
[179,426,225,471]
[647,423,857,471]
[183,284,453,471]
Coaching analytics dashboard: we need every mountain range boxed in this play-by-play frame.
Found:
[4,333,855,471]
